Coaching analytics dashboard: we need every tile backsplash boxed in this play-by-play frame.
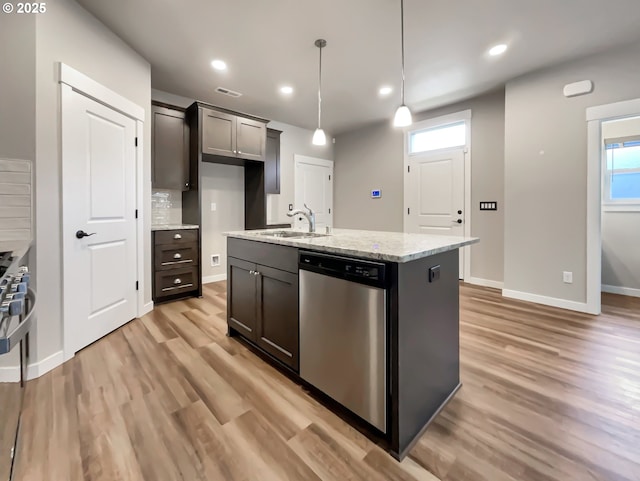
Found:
[151,189,183,225]
[0,158,32,241]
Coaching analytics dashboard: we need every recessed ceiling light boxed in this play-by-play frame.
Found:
[211,59,227,71]
[280,86,294,95]
[379,86,393,96]
[488,44,508,57]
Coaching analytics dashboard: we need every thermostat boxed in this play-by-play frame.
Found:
[371,190,381,199]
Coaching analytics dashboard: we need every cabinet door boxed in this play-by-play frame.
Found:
[202,108,237,158]
[228,257,258,341]
[152,105,189,190]
[256,265,299,370]
[265,129,281,194]
[237,117,266,162]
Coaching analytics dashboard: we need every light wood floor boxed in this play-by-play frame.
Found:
[13,282,640,481]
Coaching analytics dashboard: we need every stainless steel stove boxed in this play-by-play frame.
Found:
[0,243,35,481]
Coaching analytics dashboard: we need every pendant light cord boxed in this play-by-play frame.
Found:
[400,0,405,106]
[318,42,323,129]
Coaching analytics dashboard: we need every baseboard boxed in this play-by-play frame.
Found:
[602,284,640,298]
[140,301,154,317]
[466,277,504,290]
[27,350,64,380]
[0,350,65,382]
[203,274,227,284]
[502,289,594,314]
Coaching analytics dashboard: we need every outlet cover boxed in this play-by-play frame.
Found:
[563,271,573,284]
[211,254,220,267]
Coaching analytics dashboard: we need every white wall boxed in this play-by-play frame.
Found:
[34,0,151,365]
[601,117,640,294]
[504,40,640,306]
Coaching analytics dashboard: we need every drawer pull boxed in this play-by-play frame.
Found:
[161,260,192,266]
[174,233,182,240]
[174,278,182,285]
[161,283,194,292]
[174,253,182,259]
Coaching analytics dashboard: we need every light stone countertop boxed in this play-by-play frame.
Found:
[224,228,479,263]
[151,224,200,231]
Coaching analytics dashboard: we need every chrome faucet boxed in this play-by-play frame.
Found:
[287,204,316,233]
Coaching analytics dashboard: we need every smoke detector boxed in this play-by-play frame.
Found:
[215,87,242,98]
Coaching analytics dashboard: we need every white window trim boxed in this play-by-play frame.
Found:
[403,109,472,281]
[602,145,640,211]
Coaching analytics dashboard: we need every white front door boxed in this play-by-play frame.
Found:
[294,155,333,230]
[406,149,465,278]
[62,89,138,353]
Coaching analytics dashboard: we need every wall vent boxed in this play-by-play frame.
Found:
[215,87,242,98]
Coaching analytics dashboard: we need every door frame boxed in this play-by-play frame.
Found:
[293,154,334,227]
[59,63,147,361]
[403,110,472,280]
[585,97,640,315]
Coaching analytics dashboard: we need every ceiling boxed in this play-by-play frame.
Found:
[76,0,640,135]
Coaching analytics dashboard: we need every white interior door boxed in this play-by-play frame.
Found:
[294,155,333,230]
[406,149,465,278]
[62,89,138,354]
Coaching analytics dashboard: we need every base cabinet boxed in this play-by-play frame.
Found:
[227,239,299,371]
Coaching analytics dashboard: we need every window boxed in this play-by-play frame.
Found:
[409,121,466,154]
[603,136,640,208]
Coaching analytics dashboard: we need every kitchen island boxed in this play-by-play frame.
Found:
[224,228,478,460]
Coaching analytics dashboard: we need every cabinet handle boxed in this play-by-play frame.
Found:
[249,270,255,275]
[174,233,182,240]
[173,253,182,259]
[174,278,182,285]
[254,271,260,276]
[238,151,242,154]
[233,150,237,154]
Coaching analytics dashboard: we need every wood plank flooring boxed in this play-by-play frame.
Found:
[13,282,640,481]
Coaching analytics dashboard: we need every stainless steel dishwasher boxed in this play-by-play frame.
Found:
[299,251,387,432]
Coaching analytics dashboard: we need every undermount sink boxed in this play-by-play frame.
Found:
[257,230,328,239]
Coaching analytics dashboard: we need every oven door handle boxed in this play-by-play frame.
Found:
[0,287,36,355]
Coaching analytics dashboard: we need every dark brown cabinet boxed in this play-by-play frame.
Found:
[152,103,190,191]
[200,106,267,162]
[265,128,281,194]
[153,228,200,302]
[227,238,299,371]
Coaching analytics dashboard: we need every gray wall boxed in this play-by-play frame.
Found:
[34,0,151,364]
[601,117,640,292]
[334,89,506,283]
[504,40,640,303]
[0,15,35,162]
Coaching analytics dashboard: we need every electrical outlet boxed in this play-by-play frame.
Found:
[563,271,573,284]
[211,254,220,267]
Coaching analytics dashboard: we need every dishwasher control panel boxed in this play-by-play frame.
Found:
[299,252,386,286]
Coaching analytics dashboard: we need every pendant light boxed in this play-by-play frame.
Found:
[312,39,327,145]
[393,0,412,127]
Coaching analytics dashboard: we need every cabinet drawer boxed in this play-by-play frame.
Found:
[154,267,198,298]
[155,244,198,271]
[154,229,198,246]
[227,238,298,274]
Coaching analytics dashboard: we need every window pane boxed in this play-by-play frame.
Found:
[410,122,466,153]
[606,145,640,171]
[611,172,640,199]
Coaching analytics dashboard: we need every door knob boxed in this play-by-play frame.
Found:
[453,219,462,224]
[75,230,96,239]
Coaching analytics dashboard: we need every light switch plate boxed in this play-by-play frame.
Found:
[563,271,573,284]
[210,202,217,211]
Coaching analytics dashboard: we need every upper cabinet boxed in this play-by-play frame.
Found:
[196,103,267,163]
[265,128,282,194]
[152,102,190,191]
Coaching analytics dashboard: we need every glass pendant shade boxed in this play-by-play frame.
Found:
[312,128,327,146]
[393,104,412,127]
